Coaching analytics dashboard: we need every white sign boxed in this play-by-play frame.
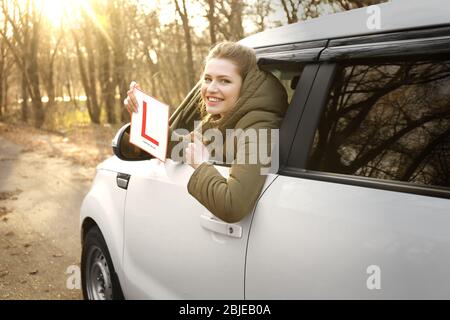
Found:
[129,88,170,161]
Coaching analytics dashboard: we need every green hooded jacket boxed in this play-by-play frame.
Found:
[184,66,288,223]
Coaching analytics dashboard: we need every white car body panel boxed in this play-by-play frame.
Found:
[246,175,450,299]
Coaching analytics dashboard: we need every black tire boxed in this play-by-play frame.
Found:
[81,225,124,300]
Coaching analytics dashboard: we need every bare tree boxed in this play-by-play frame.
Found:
[333,0,387,10]
[134,7,181,107]
[0,9,14,117]
[0,0,46,127]
[109,0,133,123]
[215,0,245,40]
[174,0,196,90]
[280,0,300,24]
[247,0,273,32]
[278,0,387,23]
[204,0,217,44]
[72,21,101,124]
[98,32,116,124]
[39,22,64,109]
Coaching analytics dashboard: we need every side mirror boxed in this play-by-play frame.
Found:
[112,123,153,161]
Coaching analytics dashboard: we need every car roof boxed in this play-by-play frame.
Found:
[240,0,450,49]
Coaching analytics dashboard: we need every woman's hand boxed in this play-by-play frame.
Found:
[185,136,210,170]
[124,81,141,113]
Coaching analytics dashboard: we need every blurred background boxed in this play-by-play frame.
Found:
[0,0,387,131]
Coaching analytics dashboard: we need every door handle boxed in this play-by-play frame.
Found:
[116,173,130,190]
[200,215,242,238]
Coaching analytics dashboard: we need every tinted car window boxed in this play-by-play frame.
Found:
[307,58,450,189]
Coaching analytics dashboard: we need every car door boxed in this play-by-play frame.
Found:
[122,158,261,299]
[246,28,450,299]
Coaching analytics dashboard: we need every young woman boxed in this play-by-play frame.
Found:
[124,42,288,223]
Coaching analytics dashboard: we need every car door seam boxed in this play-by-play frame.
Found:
[243,174,280,300]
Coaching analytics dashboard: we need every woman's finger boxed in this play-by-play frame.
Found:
[127,88,139,111]
[129,81,141,90]
[126,90,138,112]
[123,97,131,113]
[123,98,129,112]
[123,97,130,112]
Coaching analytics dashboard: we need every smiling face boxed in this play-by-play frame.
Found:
[201,58,243,118]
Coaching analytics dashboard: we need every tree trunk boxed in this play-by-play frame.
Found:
[3,81,7,114]
[108,0,129,123]
[65,78,78,110]
[230,0,244,40]
[280,0,299,24]
[98,33,116,124]
[206,0,217,45]
[0,56,3,118]
[0,88,2,119]
[82,25,101,124]
[42,33,62,109]
[21,70,28,123]
[28,11,44,128]
[0,16,5,118]
[73,31,100,124]
[47,68,56,107]
[175,0,196,91]
[114,43,128,124]
[2,80,8,117]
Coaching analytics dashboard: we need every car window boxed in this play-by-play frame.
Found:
[306,57,450,189]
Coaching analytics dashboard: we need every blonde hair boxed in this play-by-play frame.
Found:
[204,41,257,80]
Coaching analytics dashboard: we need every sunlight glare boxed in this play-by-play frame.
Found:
[37,0,88,26]
[38,0,69,26]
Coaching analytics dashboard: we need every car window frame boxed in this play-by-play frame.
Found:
[281,27,450,200]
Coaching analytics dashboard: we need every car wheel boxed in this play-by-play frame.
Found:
[81,226,124,300]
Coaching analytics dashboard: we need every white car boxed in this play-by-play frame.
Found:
[80,0,450,300]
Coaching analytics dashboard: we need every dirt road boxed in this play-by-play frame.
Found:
[0,123,113,299]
